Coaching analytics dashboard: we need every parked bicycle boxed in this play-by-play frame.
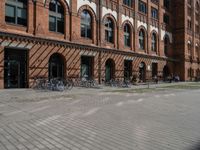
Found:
[33,77,73,91]
[73,77,98,88]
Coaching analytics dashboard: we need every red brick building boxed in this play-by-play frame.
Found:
[0,0,198,89]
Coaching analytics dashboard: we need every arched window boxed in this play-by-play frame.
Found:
[164,36,169,56]
[196,2,199,11]
[124,24,131,47]
[105,18,114,43]
[139,29,145,50]
[188,41,192,55]
[81,10,92,38]
[195,44,199,58]
[5,0,27,26]
[151,33,157,52]
[49,0,64,34]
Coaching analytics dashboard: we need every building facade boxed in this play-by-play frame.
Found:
[0,0,197,89]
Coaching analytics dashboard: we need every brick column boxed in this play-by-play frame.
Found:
[0,0,6,30]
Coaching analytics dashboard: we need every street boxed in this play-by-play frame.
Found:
[0,83,200,150]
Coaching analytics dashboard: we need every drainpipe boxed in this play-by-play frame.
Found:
[98,0,102,84]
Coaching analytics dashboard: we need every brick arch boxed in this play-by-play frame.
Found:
[122,20,134,32]
[45,0,70,14]
[78,5,97,21]
[137,26,147,35]
[102,14,117,28]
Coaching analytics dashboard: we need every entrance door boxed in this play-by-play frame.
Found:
[81,56,94,80]
[152,63,158,77]
[163,65,170,81]
[49,53,65,79]
[124,60,132,80]
[139,62,146,82]
[4,49,28,88]
[105,59,115,81]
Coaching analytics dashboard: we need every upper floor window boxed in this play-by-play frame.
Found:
[139,0,147,14]
[188,41,192,55]
[124,24,131,47]
[151,33,157,52]
[164,36,170,56]
[164,0,170,9]
[81,10,92,38]
[188,0,192,5]
[139,29,145,50]
[5,0,27,26]
[151,7,158,19]
[188,19,192,30]
[49,0,64,34]
[123,0,132,7]
[105,18,114,43]
[163,14,169,24]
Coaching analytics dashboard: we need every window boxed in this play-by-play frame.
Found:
[81,10,92,38]
[188,42,192,55]
[151,7,158,19]
[195,45,199,58]
[139,29,145,50]
[188,0,192,5]
[139,0,147,14]
[123,0,132,7]
[188,19,192,30]
[164,0,170,9]
[163,14,169,24]
[105,18,114,43]
[124,24,131,47]
[151,33,157,52]
[196,24,199,33]
[49,0,64,34]
[5,0,27,26]
[164,36,169,56]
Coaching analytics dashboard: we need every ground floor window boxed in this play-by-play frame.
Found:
[124,60,132,80]
[105,59,115,82]
[81,56,94,80]
[152,63,158,77]
[139,62,146,82]
[48,53,65,79]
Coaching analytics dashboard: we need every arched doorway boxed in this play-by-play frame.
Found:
[139,62,146,82]
[48,53,65,79]
[163,65,170,81]
[105,59,115,81]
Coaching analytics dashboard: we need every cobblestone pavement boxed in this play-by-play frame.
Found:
[0,83,200,150]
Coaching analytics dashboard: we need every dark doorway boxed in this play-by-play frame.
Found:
[124,60,132,80]
[139,62,146,82]
[152,63,158,77]
[105,59,115,81]
[4,49,28,88]
[49,53,65,79]
[163,65,170,81]
[81,56,94,80]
